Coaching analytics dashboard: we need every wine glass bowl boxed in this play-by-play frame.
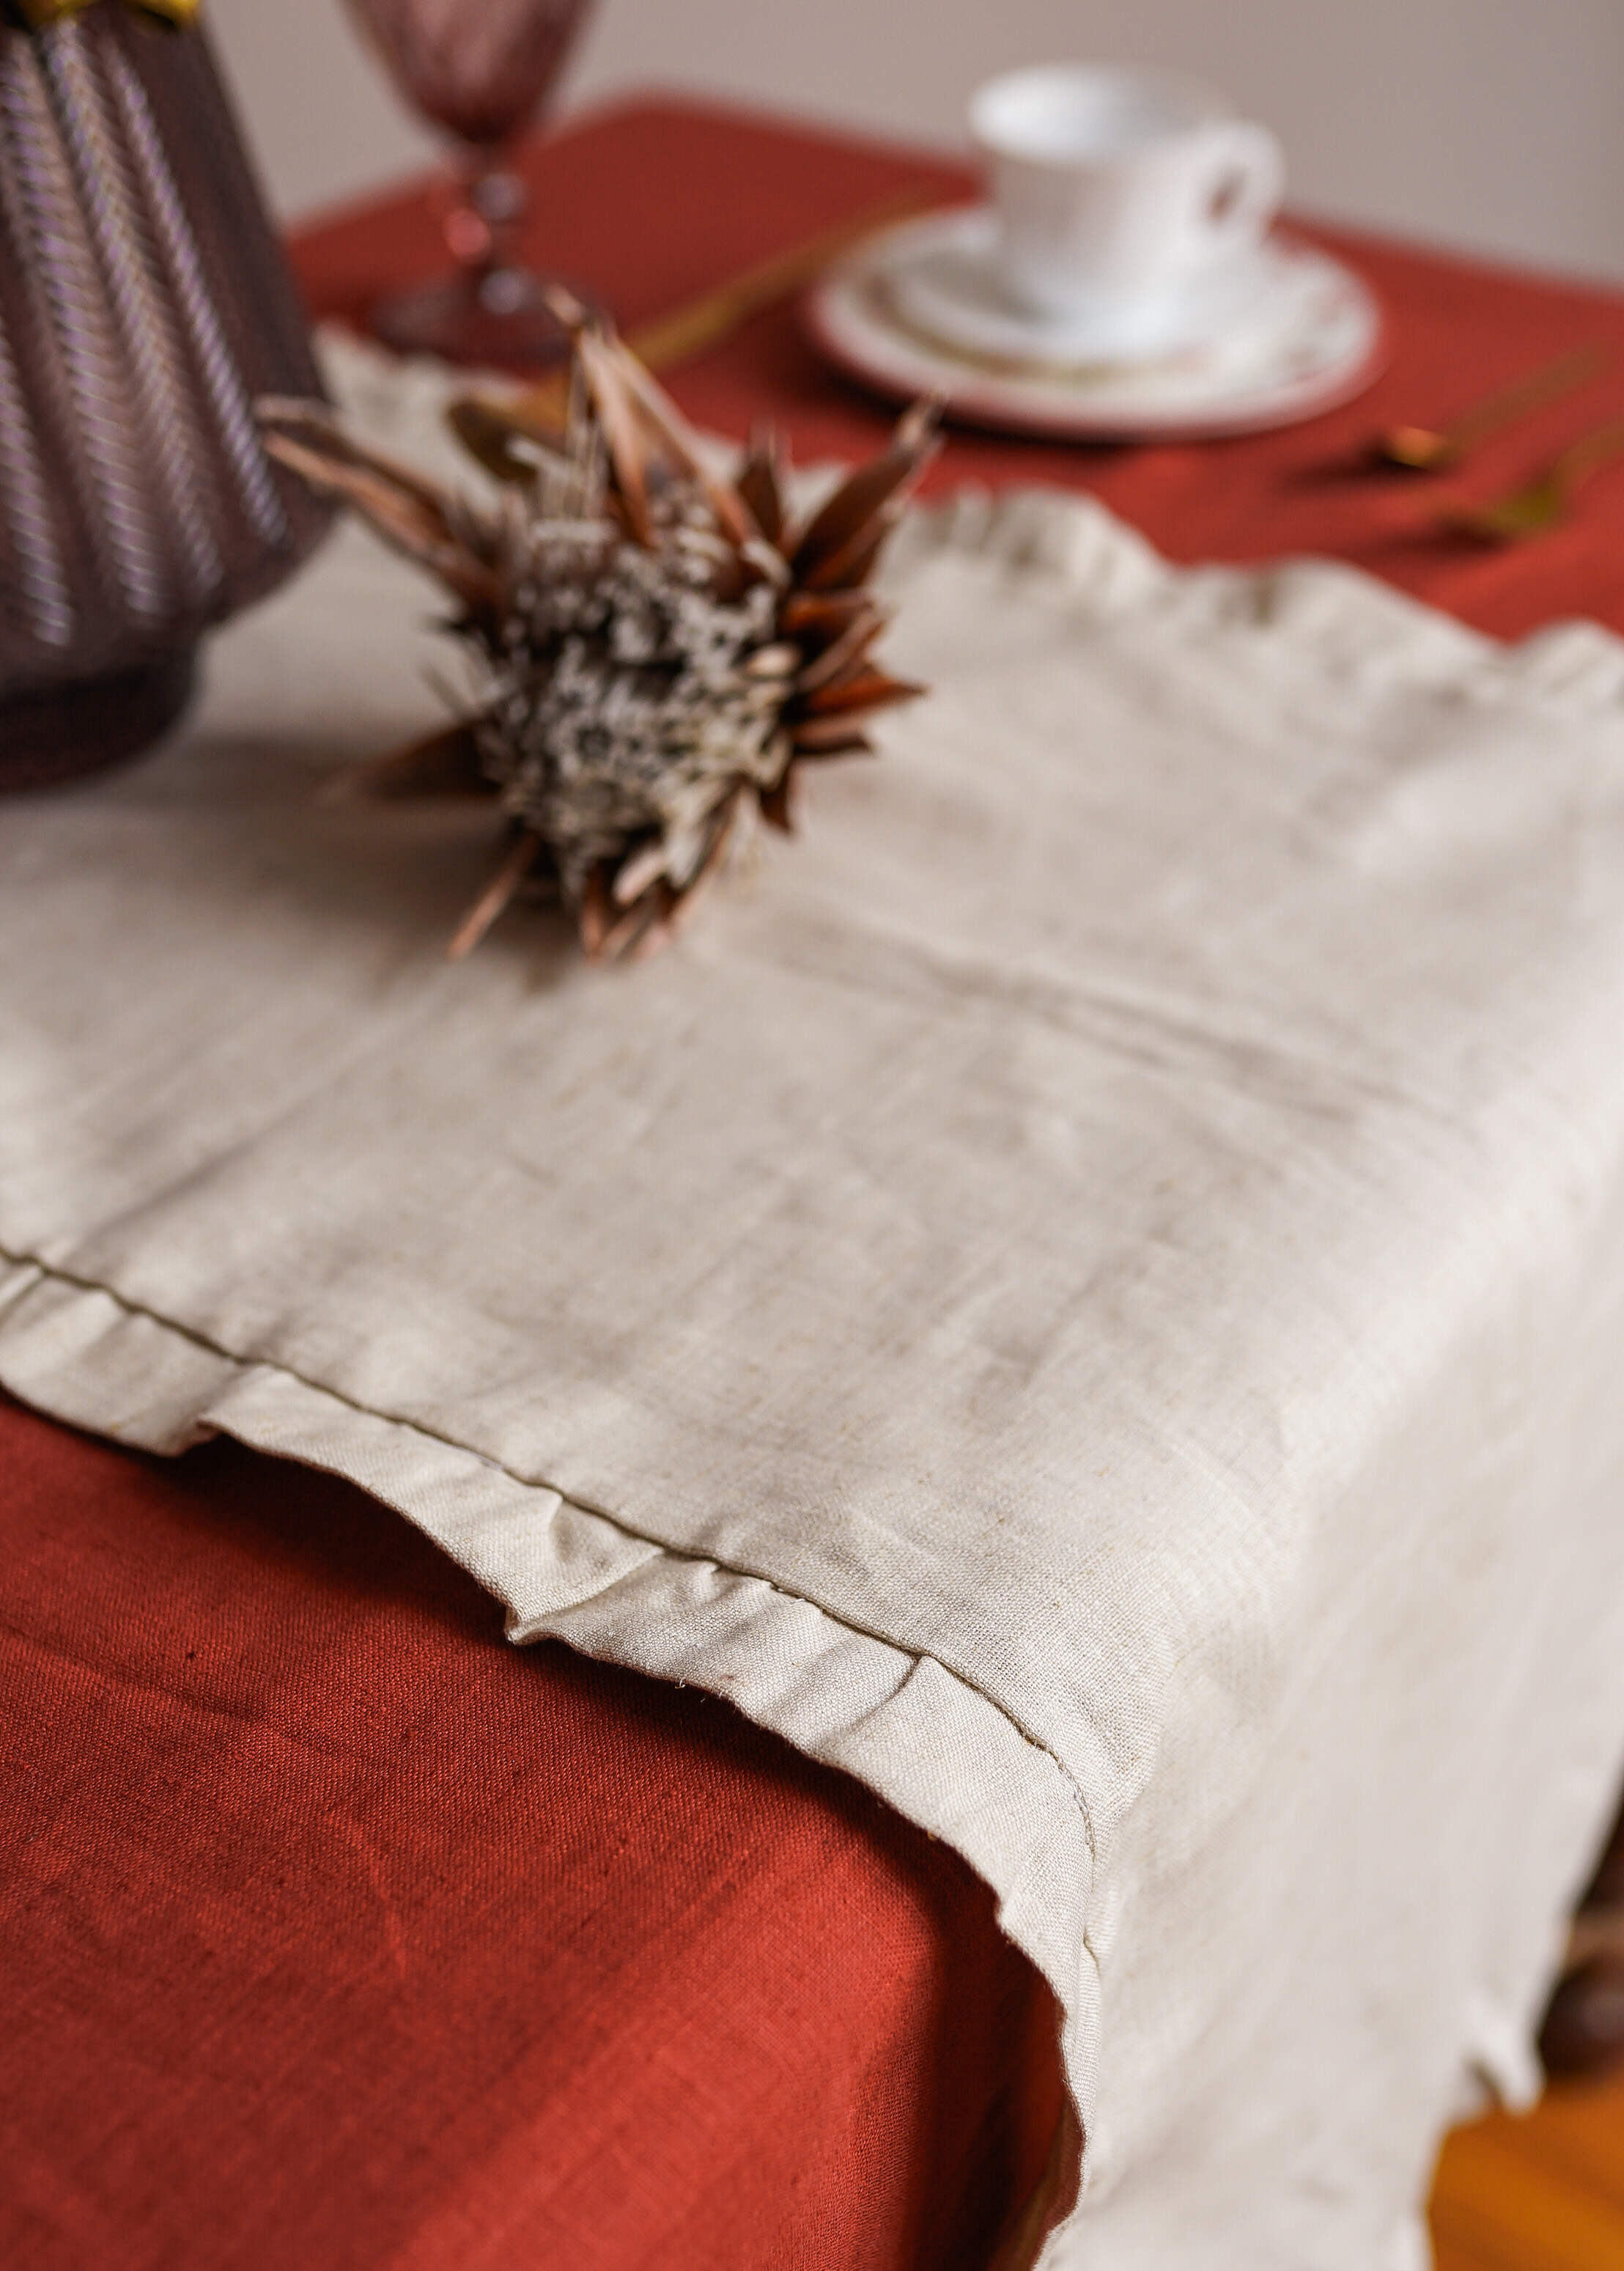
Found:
[344,0,595,367]
[351,0,580,144]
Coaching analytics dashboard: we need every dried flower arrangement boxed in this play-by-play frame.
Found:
[259,301,939,961]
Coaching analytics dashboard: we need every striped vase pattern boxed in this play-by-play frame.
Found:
[0,4,329,784]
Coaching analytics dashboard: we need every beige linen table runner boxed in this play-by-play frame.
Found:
[6,341,1624,2268]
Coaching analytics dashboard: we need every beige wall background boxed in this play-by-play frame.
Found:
[208,0,1624,282]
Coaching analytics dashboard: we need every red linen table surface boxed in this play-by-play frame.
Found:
[9,93,1624,2271]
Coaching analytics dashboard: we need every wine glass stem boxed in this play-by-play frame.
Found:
[445,145,530,277]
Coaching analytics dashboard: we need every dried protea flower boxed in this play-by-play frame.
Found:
[259,307,938,961]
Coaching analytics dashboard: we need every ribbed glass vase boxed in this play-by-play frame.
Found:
[0,4,331,789]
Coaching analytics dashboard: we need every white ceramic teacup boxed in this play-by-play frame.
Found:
[969,64,1284,345]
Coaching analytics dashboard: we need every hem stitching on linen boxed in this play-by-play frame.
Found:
[0,1234,1101,1855]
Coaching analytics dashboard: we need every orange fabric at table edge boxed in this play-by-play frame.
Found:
[0,1394,1068,2271]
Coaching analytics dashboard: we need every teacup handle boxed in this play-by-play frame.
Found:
[1192,122,1284,255]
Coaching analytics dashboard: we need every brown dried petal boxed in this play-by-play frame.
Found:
[261,427,500,621]
[802,510,896,596]
[802,667,925,718]
[789,400,940,586]
[759,776,795,832]
[572,323,756,554]
[444,394,568,486]
[577,865,616,959]
[446,830,542,960]
[794,606,885,694]
[611,834,671,906]
[605,336,756,551]
[595,883,678,962]
[575,330,657,546]
[259,398,464,526]
[735,427,786,546]
[777,590,876,657]
[790,719,876,755]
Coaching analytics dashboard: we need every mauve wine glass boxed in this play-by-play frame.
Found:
[344,0,594,366]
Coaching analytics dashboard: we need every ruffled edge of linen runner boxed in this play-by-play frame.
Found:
[0,1250,1092,2259]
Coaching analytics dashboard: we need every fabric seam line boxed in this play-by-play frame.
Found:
[0,1235,1101,1852]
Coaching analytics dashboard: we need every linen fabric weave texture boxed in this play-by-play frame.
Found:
[0,1395,1061,2270]
[4,339,1624,2267]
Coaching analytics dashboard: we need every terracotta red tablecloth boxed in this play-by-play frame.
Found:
[10,92,1624,2271]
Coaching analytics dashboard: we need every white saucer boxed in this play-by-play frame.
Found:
[806,204,1385,442]
[891,206,1275,365]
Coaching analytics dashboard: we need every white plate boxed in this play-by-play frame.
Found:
[806,204,1386,441]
